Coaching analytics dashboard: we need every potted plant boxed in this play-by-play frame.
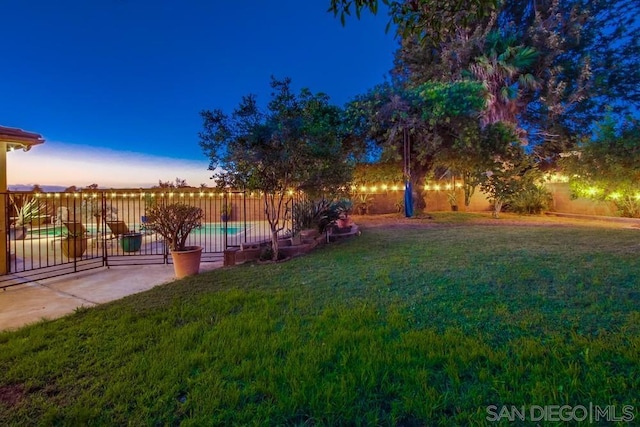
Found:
[61,222,88,258]
[394,199,404,214]
[146,203,204,278]
[356,193,373,215]
[9,195,42,240]
[81,198,117,233]
[120,232,143,252]
[447,190,459,211]
[333,198,353,229]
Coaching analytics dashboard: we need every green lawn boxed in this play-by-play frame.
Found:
[1,214,639,425]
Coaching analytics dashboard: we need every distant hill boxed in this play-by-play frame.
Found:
[8,184,68,192]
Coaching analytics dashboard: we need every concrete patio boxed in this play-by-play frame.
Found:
[0,262,222,332]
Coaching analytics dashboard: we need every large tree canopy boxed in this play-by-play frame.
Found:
[199,77,354,259]
[561,116,640,218]
[346,79,485,211]
[378,0,639,167]
[328,0,498,42]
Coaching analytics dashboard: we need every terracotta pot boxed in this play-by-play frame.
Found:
[9,226,27,240]
[171,246,203,279]
[62,238,88,258]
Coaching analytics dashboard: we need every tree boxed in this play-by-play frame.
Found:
[479,124,542,218]
[155,178,189,189]
[345,79,485,211]
[199,77,354,260]
[561,116,640,218]
[470,31,538,134]
[433,123,496,207]
[391,0,639,167]
[328,0,498,43]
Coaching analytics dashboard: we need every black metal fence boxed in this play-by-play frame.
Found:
[1,189,304,288]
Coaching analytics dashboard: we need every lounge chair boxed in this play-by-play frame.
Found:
[63,221,87,236]
[106,220,132,238]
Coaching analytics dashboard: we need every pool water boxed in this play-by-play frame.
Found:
[193,224,245,236]
[26,223,246,238]
[27,227,98,238]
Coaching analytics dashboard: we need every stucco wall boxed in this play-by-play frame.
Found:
[358,183,619,216]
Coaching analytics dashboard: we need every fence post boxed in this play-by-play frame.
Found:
[0,192,7,275]
[0,141,7,274]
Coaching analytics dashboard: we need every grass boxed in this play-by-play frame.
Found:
[1,215,639,425]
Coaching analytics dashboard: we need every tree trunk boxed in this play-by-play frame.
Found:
[410,173,427,213]
[493,199,503,218]
[271,229,279,261]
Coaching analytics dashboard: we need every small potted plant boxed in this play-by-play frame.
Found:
[61,222,88,258]
[447,190,459,211]
[332,198,353,229]
[356,193,373,215]
[146,203,204,278]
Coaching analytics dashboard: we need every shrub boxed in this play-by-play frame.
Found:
[292,199,340,234]
[506,185,552,214]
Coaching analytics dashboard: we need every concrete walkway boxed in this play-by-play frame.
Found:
[0,262,222,332]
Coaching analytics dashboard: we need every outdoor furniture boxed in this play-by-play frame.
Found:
[106,220,131,238]
[106,221,146,252]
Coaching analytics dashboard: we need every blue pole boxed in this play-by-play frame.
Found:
[404,181,414,218]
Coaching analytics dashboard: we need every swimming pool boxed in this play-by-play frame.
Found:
[192,223,246,236]
[27,227,99,238]
[25,223,248,239]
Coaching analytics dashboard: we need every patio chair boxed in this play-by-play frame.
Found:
[106,220,132,238]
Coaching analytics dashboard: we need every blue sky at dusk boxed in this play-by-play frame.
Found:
[2,1,397,187]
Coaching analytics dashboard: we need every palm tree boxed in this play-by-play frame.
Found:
[471,31,538,140]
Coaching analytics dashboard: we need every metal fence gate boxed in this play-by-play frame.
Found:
[1,189,302,289]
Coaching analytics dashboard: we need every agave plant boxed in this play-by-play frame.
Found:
[11,196,42,227]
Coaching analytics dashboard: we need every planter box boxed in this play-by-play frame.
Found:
[120,232,143,252]
[280,243,314,258]
[224,248,240,266]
